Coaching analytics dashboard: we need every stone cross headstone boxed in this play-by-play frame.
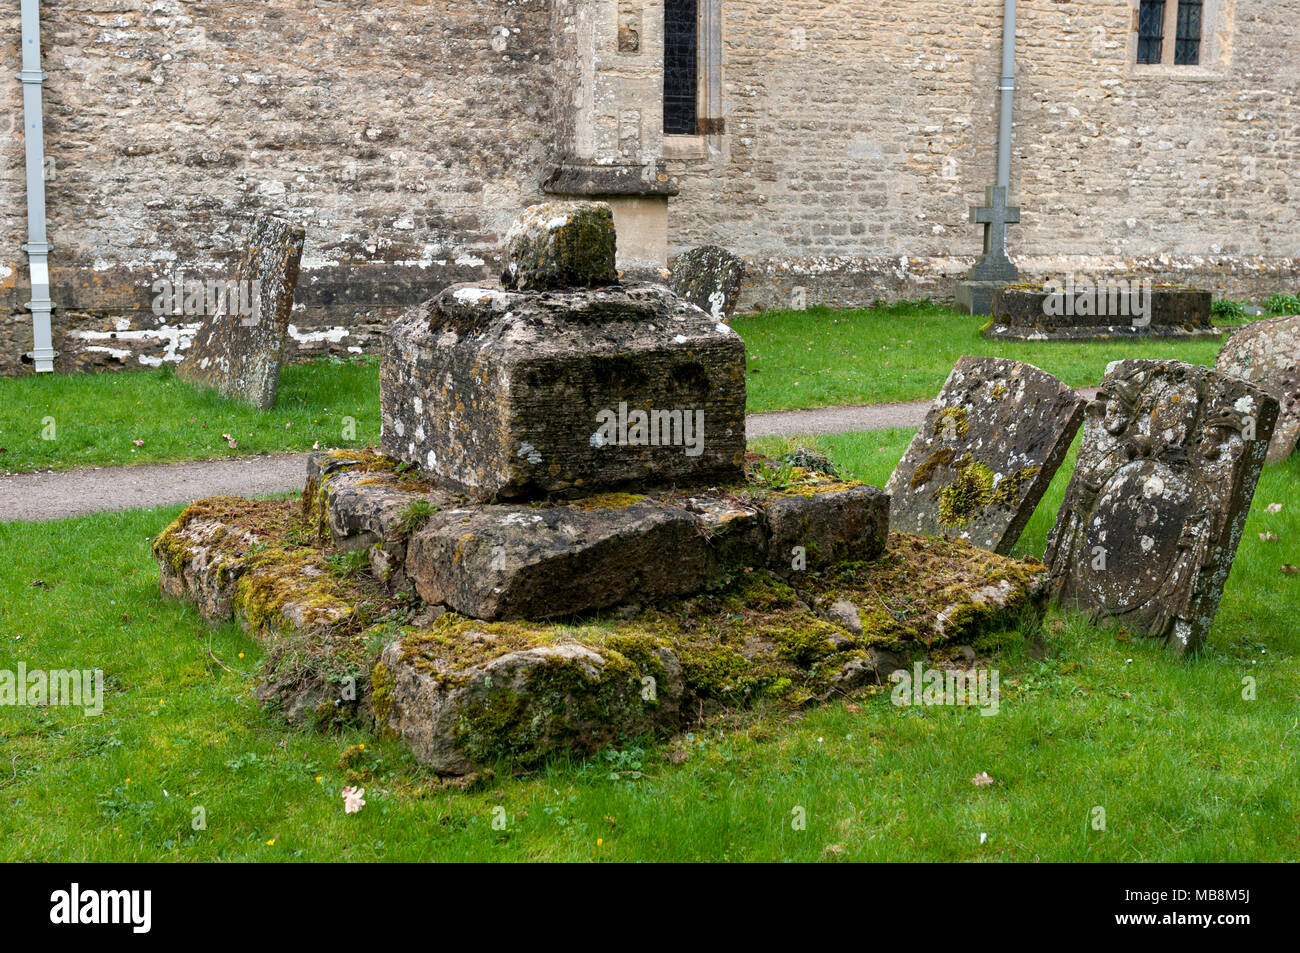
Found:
[670,244,746,321]
[886,356,1086,555]
[1214,314,1300,464]
[1045,360,1279,654]
[968,186,1020,282]
[178,214,306,409]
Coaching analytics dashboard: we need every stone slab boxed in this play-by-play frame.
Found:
[1215,314,1300,464]
[405,480,889,621]
[886,357,1087,555]
[380,282,747,500]
[1044,360,1278,654]
[984,282,1219,342]
[177,214,306,409]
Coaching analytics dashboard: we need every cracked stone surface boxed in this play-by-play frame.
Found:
[886,356,1086,555]
[1045,360,1278,654]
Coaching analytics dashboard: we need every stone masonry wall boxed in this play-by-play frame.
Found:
[0,0,563,374]
[1,1,1298,375]
[668,0,1300,310]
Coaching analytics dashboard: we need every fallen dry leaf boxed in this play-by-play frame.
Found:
[132,439,144,447]
[971,772,995,787]
[1259,532,1279,543]
[1266,503,1284,514]
[1281,565,1299,576]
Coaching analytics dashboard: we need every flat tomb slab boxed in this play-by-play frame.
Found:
[984,282,1220,342]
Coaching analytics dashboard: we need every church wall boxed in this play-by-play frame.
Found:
[0,0,562,374]
[1,0,1297,375]
[668,0,1300,311]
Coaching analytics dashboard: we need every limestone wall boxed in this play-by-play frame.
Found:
[669,0,1300,309]
[0,0,561,373]
[1,0,1297,375]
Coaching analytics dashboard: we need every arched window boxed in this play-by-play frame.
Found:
[664,0,699,135]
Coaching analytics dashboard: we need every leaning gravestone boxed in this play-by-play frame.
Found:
[1214,314,1300,464]
[670,244,747,321]
[886,356,1087,555]
[178,214,306,409]
[1045,360,1279,654]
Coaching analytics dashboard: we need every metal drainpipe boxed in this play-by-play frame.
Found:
[19,0,55,373]
[996,0,1017,193]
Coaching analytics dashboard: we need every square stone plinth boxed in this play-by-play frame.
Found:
[381,283,747,500]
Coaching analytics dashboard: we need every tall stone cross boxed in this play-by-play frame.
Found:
[968,185,1020,282]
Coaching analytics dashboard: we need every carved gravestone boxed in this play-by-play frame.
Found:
[1045,360,1279,654]
[671,245,746,320]
[382,201,747,500]
[1215,315,1300,464]
[178,214,306,409]
[886,357,1087,555]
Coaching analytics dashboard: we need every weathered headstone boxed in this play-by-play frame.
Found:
[1215,314,1300,464]
[886,357,1087,555]
[382,207,747,500]
[671,244,746,320]
[984,280,1219,342]
[1045,360,1279,654]
[178,214,306,409]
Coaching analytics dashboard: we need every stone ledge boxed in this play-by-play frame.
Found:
[542,162,680,198]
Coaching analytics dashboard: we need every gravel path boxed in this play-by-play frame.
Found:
[1,393,1099,523]
[1,453,311,523]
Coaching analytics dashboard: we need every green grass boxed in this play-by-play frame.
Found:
[0,303,1246,473]
[2,435,1296,861]
[735,301,1239,412]
[0,357,379,473]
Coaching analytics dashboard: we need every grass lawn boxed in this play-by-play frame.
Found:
[0,303,1245,474]
[2,433,1296,862]
[0,357,380,474]
[736,301,1241,412]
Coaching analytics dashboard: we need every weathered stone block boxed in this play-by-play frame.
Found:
[1215,314,1300,464]
[376,635,684,775]
[1045,360,1279,654]
[886,357,1086,555]
[764,484,890,572]
[671,245,747,320]
[985,282,1219,342]
[177,214,306,408]
[405,495,767,620]
[380,282,747,499]
[502,201,618,291]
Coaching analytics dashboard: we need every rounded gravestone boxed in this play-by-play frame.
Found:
[1214,314,1300,464]
[670,245,746,320]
